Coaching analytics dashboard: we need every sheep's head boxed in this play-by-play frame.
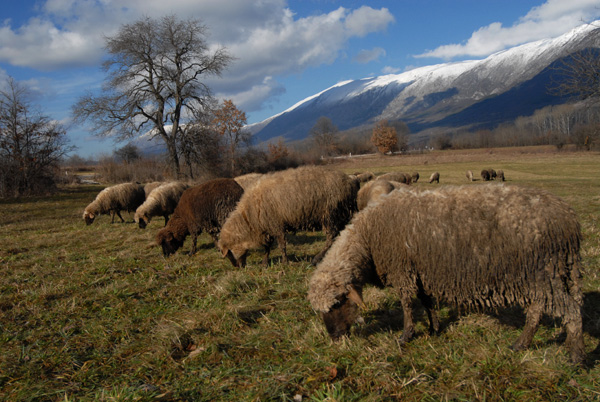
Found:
[156,230,184,257]
[137,214,150,229]
[83,210,95,225]
[218,241,248,268]
[321,286,365,340]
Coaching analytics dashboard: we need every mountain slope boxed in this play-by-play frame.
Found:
[250,22,600,143]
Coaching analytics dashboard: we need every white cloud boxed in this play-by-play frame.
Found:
[0,1,394,112]
[382,66,401,74]
[415,0,600,59]
[354,47,386,64]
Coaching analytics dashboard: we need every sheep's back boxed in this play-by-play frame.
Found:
[355,184,581,309]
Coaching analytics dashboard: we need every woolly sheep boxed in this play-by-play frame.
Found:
[356,179,406,211]
[489,169,497,180]
[218,166,358,267]
[466,170,474,181]
[234,173,263,191]
[497,169,505,181]
[481,169,491,181]
[377,172,411,185]
[355,172,374,183]
[308,184,585,364]
[411,172,419,183]
[134,182,189,228]
[156,178,244,257]
[428,172,440,183]
[144,181,164,198]
[83,182,145,225]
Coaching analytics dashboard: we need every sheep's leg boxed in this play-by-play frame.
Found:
[399,293,415,345]
[312,228,337,265]
[417,289,440,335]
[261,246,271,266]
[511,303,543,351]
[164,215,169,226]
[276,233,288,264]
[110,211,116,223]
[115,210,125,223]
[560,290,585,365]
[189,233,198,255]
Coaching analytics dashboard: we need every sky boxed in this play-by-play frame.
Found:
[1,0,600,157]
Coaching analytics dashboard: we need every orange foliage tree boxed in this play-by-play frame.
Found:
[371,120,398,154]
[212,99,248,175]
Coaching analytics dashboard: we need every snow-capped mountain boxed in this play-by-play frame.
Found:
[249,22,600,143]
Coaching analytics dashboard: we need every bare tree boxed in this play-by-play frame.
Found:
[552,47,600,103]
[0,77,72,197]
[310,116,338,156]
[212,99,249,175]
[72,15,232,178]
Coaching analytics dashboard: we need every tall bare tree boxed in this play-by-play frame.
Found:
[310,116,338,156]
[72,15,232,178]
[552,47,600,103]
[0,77,71,197]
[212,99,249,176]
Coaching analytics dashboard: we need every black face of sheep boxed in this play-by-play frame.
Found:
[322,298,360,339]
[83,212,95,225]
[157,233,185,257]
[222,248,248,268]
[138,215,149,229]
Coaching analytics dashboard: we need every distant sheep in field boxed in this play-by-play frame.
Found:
[428,172,440,183]
[377,172,411,185]
[308,184,585,364]
[156,178,244,257]
[134,182,189,228]
[357,179,406,210]
[83,182,146,225]
[234,173,263,191]
[411,172,419,183]
[144,181,164,198]
[481,169,491,181]
[218,166,358,267]
[497,169,505,181]
[466,170,474,181]
[355,172,374,183]
[489,169,497,180]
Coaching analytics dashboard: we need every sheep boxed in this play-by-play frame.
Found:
[497,169,505,181]
[218,166,359,268]
[428,172,440,183]
[144,181,164,198]
[411,172,420,183]
[489,169,497,180]
[308,184,585,364]
[377,172,411,185]
[466,170,474,181]
[355,172,374,183]
[83,182,146,225]
[155,178,243,257]
[134,182,190,229]
[481,169,491,181]
[357,179,406,211]
[234,173,263,191]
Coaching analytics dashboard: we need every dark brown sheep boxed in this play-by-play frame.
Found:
[156,178,243,257]
[481,169,491,181]
[308,184,585,364]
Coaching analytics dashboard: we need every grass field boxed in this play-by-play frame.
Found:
[1,146,600,401]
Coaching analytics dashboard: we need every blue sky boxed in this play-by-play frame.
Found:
[1,0,599,157]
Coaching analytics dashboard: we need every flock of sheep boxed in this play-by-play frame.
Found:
[82,165,586,364]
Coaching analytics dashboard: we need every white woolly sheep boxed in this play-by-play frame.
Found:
[356,179,406,210]
[308,184,585,364]
[428,172,440,183]
[218,166,358,267]
[134,181,189,228]
[83,182,146,225]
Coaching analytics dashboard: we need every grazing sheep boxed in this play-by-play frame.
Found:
[234,173,263,191]
[308,184,585,364]
[144,181,164,198]
[489,169,497,180]
[354,172,374,184]
[218,166,358,267]
[134,182,189,228]
[428,172,440,183]
[411,172,420,183]
[377,172,411,185]
[497,169,505,181]
[466,170,474,182]
[156,178,244,257]
[357,179,406,210]
[83,182,145,225]
[481,169,491,181]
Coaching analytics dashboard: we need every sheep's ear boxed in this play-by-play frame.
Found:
[347,286,366,310]
[87,212,95,219]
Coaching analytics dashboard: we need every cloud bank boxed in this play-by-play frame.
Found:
[415,0,600,59]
